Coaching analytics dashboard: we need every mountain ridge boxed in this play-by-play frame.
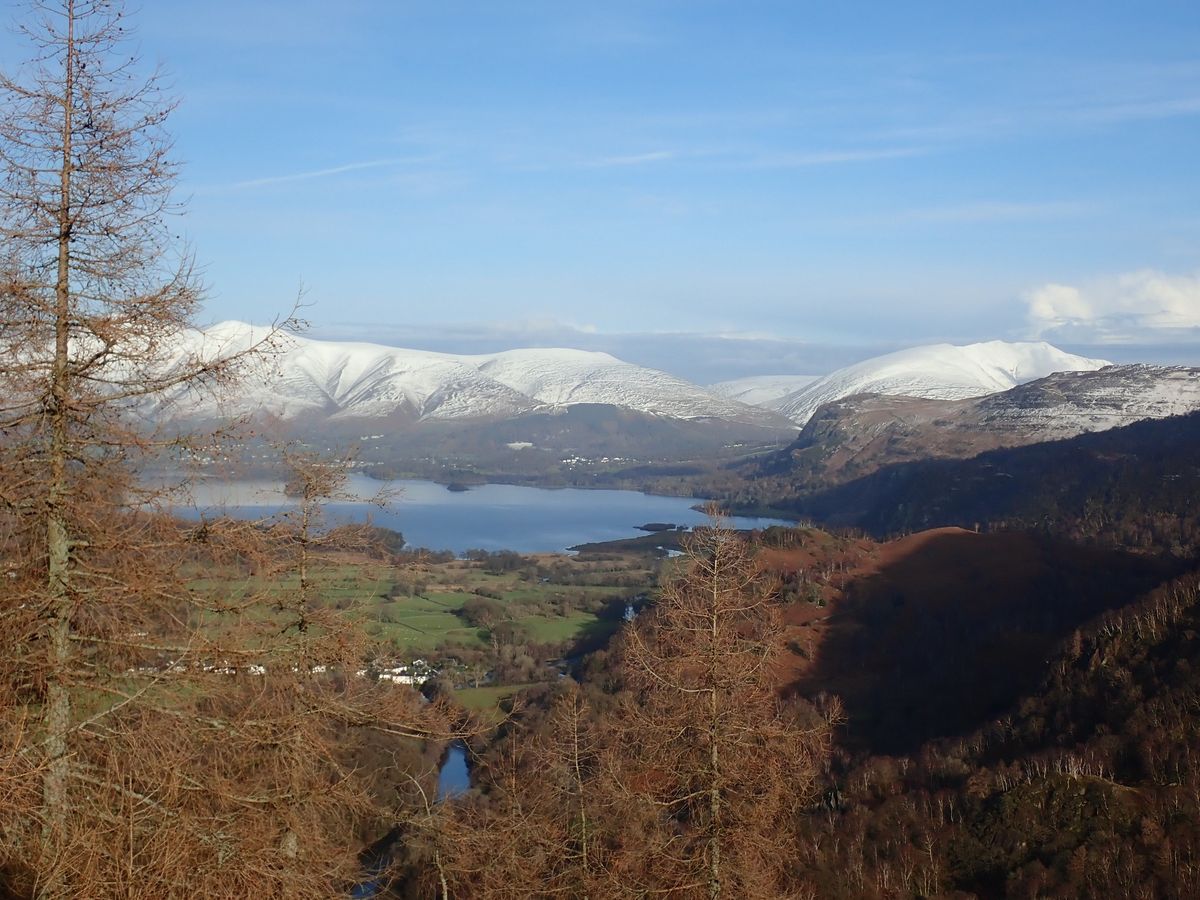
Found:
[758,363,1200,491]
[767,340,1110,424]
[161,322,789,428]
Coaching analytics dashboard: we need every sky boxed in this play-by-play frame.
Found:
[4,0,1200,378]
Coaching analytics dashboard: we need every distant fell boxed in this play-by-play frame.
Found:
[151,321,793,428]
[743,339,1109,424]
[747,363,1200,493]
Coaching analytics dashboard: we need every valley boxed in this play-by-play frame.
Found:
[15,321,1200,897]
[162,329,1200,515]
[5,1,1198,895]
[188,541,663,719]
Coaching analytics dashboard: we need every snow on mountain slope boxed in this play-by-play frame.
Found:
[765,364,1200,491]
[709,375,820,408]
[774,341,1110,425]
[473,348,770,420]
[161,323,782,426]
[977,365,1200,437]
[162,323,533,421]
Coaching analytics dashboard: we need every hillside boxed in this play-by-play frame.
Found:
[781,548,1200,898]
[154,322,789,429]
[769,340,1109,424]
[726,521,1199,897]
[747,410,1200,556]
[739,364,1200,496]
[764,528,1181,754]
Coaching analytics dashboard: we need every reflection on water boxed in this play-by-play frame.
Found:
[182,476,791,555]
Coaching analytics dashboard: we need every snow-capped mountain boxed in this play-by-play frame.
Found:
[759,364,1200,491]
[708,375,820,408]
[160,322,786,427]
[770,341,1110,425]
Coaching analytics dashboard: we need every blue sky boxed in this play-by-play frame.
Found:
[6,0,1200,371]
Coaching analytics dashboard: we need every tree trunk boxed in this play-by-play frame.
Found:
[708,684,721,900]
[40,3,76,883]
[708,580,721,900]
[569,696,591,898]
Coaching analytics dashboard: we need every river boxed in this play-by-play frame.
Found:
[183,475,790,554]
[437,743,470,800]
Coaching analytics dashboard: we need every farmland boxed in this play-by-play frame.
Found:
[189,546,659,657]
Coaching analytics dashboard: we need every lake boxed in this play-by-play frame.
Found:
[183,476,790,554]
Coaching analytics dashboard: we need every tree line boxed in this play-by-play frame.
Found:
[4,4,1197,899]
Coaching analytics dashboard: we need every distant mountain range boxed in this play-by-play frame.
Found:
[163,325,1120,429]
[151,325,1198,482]
[161,322,787,428]
[723,340,1110,424]
[708,375,820,408]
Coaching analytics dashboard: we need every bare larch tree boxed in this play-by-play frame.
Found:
[616,517,832,898]
[436,523,835,899]
[0,3,444,897]
[441,684,619,898]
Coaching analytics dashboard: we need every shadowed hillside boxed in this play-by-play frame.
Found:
[765,410,1200,555]
[789,568,1200,899]
[766,528,1181,755]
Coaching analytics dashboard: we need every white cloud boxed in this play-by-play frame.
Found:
[1025,270,1200,342]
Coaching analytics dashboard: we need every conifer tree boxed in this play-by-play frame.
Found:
[0,4,443,896]
[616,517,831,898]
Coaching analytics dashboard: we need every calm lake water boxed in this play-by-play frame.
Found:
[183,476,790,554]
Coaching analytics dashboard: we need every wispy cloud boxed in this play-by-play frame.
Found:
[1073,94,1200,126]
[860,200,1093,227]
[216,157,428,192]
[581,150,676,168]
[742,146,929,168]
[870,92,1200,148]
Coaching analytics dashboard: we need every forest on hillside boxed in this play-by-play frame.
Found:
[4,2,1199,899]
[721,411,1200,557]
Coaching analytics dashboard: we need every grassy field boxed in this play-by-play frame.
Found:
[189,550,654,655]
[450,683,539,724]
[366,593,482,648]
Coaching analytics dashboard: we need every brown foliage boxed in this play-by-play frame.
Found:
[440,686,627,898]
[437,519,834,899]
[0,4,448,896]
[614,519,831,898]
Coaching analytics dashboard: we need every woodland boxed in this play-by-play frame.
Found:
[2,3,1199,899]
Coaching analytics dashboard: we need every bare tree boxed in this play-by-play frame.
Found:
[441,685,619,898]
[615,516,833,899]
[0,4,445,896]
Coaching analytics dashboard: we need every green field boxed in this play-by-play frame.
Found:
[367,593,484,647]
[453,682,544,723]
[189,550,653,655]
